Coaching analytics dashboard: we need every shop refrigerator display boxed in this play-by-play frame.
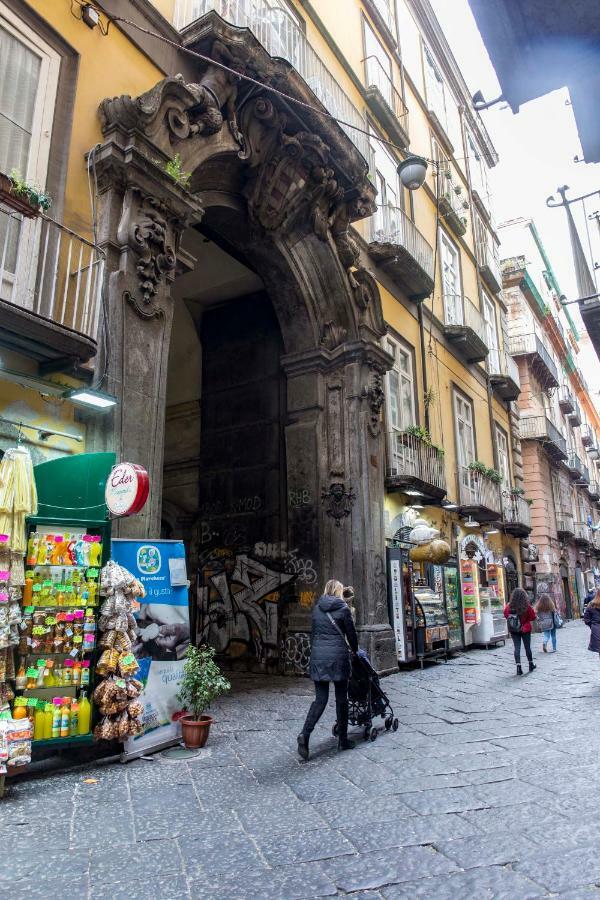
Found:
[387,546,449,665]
[442,564,464,650]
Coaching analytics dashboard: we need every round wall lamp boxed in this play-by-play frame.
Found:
[397,155,428,191]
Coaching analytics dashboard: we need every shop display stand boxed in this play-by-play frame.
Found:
[21,517,111,752]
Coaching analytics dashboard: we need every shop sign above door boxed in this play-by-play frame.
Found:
[105,463,149,517]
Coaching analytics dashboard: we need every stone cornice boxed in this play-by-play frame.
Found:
[281,340,394,377]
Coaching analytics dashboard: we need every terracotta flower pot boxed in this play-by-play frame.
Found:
[181,714,213,749]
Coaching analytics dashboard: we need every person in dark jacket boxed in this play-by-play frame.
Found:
[583,589,600,656]
[504,587,536,675]
[297,579,359,760]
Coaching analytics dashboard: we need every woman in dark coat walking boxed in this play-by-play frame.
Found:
[504,587,536,675]
[297,579,358,760]
[583,589,600,656]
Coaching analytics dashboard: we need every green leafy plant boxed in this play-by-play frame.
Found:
[525,498,534,506]
[423,387,436,408]
[485,468,503,484]
[9,169,52,211]
[405,425,445,456]
[468,460,488,477]
[510,486,525,496]
[164,154,192,189]
[177,644,230,720]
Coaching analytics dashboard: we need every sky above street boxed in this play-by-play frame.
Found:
[428,0,600,400]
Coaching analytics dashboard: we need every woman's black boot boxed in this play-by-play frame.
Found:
[516,664,523,676]
[529,661,536,672]
[336,701,355,751]
[297,733,309,760]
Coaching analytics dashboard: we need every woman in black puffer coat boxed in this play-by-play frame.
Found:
[297,579,358,760]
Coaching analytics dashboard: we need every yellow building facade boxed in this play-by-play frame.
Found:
[0,0,525,669]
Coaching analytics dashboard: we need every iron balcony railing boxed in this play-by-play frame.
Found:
[0,203,105,341]
[574,521,592,544]
[567,452,583,478]
[582,424,595,447]
[588,480,600,500]
[387,430,446,492]
[578,464,591,486]
[501,492,532,530]
[443,293,488,346]
[507,332,559,385]
[519,415,568,457]
[556,512,575,536]
[362,55,409,135]
[457,466,502,513]
[569,400,582,427]
[476,239,502,290]
[175,0,372,164]
[559,385,575,413]
[488,348,520,385]
[367,204,434,279]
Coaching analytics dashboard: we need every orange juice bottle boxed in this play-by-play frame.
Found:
[23,571,33,604]
[70,699,79,736]
[78,692,91,735]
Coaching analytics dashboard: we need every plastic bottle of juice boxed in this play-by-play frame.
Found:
[33,702,45,741]
[78,692,91,735]
[26,532,39,567]
[23,572,33,604]
[80,661,90,687]
[62,659,73,687]
[51,698,62,738]
[72,661,81,687]
[60,698,71,738]
[12,697,28,720]
[43,660,55,687]
[70,699,79,736]
[43,702,53,739]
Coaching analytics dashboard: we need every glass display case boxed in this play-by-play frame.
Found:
[442,564,463,650]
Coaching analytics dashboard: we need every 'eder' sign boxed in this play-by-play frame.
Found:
[105,462,149,517]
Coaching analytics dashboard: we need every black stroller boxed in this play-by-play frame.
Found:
[333,652,398,742]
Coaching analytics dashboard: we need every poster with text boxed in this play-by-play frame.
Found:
[111,539,190,756]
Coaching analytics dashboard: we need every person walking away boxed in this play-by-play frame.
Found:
[536,593,557,653]
[297,579,358,760]
[504,587,536,675]
[583,589,600,658]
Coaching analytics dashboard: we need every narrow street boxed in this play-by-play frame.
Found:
[1,620,599,899]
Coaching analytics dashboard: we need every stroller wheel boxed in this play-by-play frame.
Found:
[332,722,339,737]
[385,715,392,730]
[392,718,399,731]
[363,726,371,741]
[370,728,378,742]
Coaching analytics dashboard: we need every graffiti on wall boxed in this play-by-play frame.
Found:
[197,548,296,664]
[253,542,317,586]
[280,632,311,674]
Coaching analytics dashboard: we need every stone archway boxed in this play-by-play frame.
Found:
[92,25,396,671]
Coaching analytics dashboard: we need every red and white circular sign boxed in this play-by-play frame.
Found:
[105,463,149,517]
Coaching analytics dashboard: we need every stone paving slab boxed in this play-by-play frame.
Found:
[1,620,599,898]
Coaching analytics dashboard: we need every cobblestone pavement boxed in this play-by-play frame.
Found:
[2,620,600,899]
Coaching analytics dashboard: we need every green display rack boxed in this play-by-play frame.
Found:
[22,452,116,751]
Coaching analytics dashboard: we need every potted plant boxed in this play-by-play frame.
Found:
[177,644,230,749]
[0,169,52,217]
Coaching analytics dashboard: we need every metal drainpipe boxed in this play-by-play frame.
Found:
[417,300,430,433]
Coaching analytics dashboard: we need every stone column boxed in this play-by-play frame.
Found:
[91,138,203,538]
[282,341,397,674]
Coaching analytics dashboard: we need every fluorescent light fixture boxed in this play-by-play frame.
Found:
[404,489,424,497]
[65,388,117,410]
[411,503,424,510]
[443,501,458,510]
[485,529,499,535]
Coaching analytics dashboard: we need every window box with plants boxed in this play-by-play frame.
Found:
[177,644,231,749]
[467,461,502,483]
[404,425,445,457]
[0,170,52,218]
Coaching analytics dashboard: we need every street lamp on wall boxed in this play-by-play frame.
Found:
[397,155,428,191]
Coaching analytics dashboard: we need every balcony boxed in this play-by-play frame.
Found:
[367,204,434,300]
[363,56,409,148]
[520,415,568,461]
[438,174,468,237]
[507,333,559,389]
[582,425,595,448]
[568,400,582,427]
[443,294,488,363]
[574,522,592,547]
[576,464,591,487]
[0,202,104,371]
[588,481,600,501]
[556,512,575,539]
[501,491,532,537]
[488,349,520,401]
[385,430,447,501]
[566,452,583,479]
[559,385,575,414]
[476,240,502,294]
[457,466,502,521]
[176,0,372,163]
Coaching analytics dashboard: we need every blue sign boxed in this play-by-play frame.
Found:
[111,539,188,606]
